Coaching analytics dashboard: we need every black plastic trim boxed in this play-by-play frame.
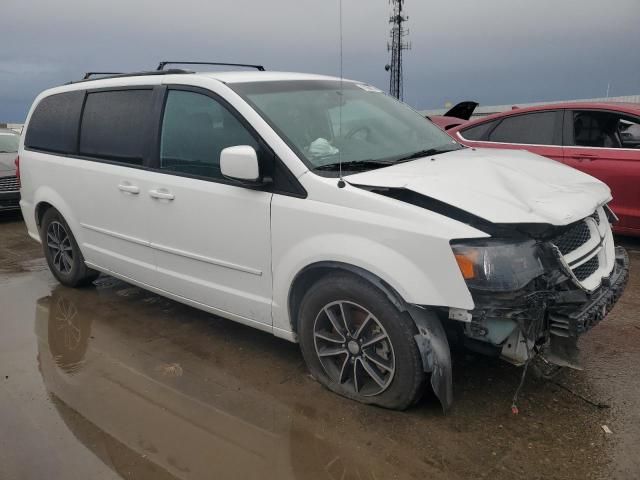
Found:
[82,72,124,79]
[157,61,265,71]
[362,186,559,238]
[67,69,193,84]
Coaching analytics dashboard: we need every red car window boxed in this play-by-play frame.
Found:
[461,111,561,145]
[568,110,640,149]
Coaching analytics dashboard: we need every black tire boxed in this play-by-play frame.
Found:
[40,208,99,287]
[298,272,426,410]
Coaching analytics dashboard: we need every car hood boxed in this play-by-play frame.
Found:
[0,152,16,176]
[344,148,611,226]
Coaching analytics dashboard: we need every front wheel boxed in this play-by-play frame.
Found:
[40,208,99,287]
[298,272,426,410]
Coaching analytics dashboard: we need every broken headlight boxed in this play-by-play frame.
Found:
[451,239,544,292]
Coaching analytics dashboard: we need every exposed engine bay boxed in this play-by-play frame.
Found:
[457,247,628,368]
[447,206,629,370]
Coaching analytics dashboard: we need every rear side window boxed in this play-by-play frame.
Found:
[486,111,560,145]
[460,120,499,140]
[24,91,84,153]
[79,89,153,164]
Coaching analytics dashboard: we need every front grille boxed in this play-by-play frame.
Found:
[550,208,612,290]
[553,221,591,255]
[0,175,19,192]
[573,256,600,281]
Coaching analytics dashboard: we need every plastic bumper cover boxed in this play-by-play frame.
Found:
[0,190,20,211]
[546,246,629,367]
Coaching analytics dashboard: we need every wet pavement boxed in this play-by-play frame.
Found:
[1,212,639,480]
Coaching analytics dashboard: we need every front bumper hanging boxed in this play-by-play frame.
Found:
[545,246,629,367]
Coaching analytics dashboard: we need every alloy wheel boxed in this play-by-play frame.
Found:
[46,221,74,274]
[313,301,396,396]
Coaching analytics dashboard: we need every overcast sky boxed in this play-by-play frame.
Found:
[1,0,639,121]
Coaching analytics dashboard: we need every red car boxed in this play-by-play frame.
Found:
[449,102,640,236]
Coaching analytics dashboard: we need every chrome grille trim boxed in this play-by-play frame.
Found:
[0,175,19,192]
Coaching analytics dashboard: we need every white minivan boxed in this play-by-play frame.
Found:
[18,65,628,410]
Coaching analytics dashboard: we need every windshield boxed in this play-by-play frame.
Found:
[0,132,19,153]
[231,80,461,174]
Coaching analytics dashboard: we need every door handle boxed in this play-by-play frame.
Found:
[118,183,140,194]
[149,189,175,201]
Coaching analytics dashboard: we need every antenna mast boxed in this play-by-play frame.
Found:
[386,0,410,100]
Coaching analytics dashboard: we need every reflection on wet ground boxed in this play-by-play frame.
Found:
[1,217,639,479]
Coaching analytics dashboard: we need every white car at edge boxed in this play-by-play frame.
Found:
[18,67,629,410]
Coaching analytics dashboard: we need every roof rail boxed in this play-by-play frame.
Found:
[156,61,265,72]
[83,72,124,79]
[67,69,193,85]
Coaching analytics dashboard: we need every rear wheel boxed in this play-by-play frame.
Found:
[298,272,426,410]
[41,208,99,287]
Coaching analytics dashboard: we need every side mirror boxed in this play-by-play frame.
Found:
[220,145,263,185]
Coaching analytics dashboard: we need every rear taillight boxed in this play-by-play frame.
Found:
[14,155,20,187]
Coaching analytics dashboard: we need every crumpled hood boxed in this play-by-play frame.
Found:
[345,148,611,226]
[0,153,17,176]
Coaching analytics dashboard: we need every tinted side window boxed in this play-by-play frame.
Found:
[79,89,153,164]
[460,120,499,140]
[24,91,84,153]
[160,90,258,180]
[487,112,559,145]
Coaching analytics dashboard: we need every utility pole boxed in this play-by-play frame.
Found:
[385,0,410,100]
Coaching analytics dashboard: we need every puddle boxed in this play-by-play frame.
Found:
[1,219,639,479]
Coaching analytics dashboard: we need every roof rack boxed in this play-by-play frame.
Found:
[68,69,193,84]
[83,72,124,79]
[156,61,265,72]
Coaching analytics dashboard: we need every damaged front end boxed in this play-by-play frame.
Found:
[450,206,629,370]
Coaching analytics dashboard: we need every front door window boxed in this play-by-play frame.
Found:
[571,111,640,149]
[160,90,259,180]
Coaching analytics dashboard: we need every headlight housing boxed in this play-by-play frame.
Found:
[450,238,544,292]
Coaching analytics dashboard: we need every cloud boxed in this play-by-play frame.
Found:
[1,0,639,121]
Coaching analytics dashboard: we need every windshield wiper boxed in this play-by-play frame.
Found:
[313,145,463,172]
[394,145,462,163]
[313,160,394,172]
